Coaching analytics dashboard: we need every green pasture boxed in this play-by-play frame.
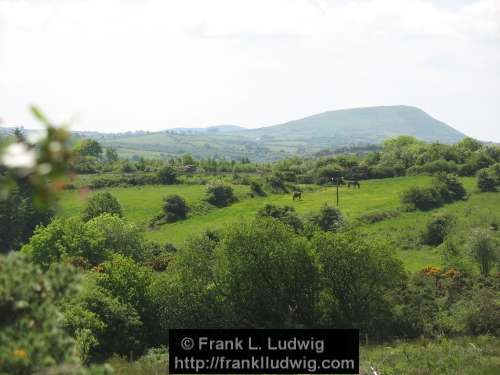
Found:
[57,175,499,272]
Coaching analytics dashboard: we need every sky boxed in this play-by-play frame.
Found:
[0,0,499,141]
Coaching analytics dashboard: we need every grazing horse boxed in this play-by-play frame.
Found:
[347,180,360,189]
[292,191,302,201]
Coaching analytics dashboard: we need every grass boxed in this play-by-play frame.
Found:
[105,335,500,375]
[57,175,500,272]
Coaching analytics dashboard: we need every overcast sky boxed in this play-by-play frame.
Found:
[1,0,499,140]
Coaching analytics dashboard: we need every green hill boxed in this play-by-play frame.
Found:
[98,105,465,161]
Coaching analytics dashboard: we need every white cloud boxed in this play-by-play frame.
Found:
[0,0,499,140]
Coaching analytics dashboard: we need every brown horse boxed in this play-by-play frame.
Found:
[346,180,360,189]
[292,191,302,200]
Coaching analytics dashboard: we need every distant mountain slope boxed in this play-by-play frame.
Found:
[241,105,464,144]
[170,125,246,134]
[51,105,466,161]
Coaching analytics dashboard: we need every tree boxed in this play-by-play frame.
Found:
[469,228,498,276]
[214,219,319,327]
[82,192,123,222]
[0,182,54,252]
[157,165,177,185]
[105,147,119,162]
[76,139,103,158]
[22,214,146,268]
[162,194,189,222]
[312,232,405,334]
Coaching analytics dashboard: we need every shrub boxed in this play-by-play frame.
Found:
[162,195,189,222]
[206,184,236,207]
[477,168,497,192]
[250,181,266,196]
[0,253,78,374]
[468,228,498,276]
[266,173,288,193]
[422,213,455,246]
[433,173,466,202]
[157,166,177,185]
[82,192,123,222]
[359,209,400,224]
[401,186,443,211]
[22,215,146,268]
[257,204,303,233]
[310,204,344,232]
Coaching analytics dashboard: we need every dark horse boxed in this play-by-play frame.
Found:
[292,191,302,200]
[346,180,360,188]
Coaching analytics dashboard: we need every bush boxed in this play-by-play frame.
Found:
[250,181,266,196]
[310,204,344,232]
[422,213,455,246]
[0,253,78,374]
[433,173,466,203]
[257,204,303,233]
[157,166,177,185]
[22,215,146,268]
[162,195,189,222]
[468,228,498,276]
[266,174,288,193]
[82,192,123,222]
[206,184,236,207]
[359,209,400,224]
[477,168,497,192]
[401,186,443,211]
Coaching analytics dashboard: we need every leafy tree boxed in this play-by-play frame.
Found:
[469,228,498,276]
[310,204,344,232]
[22,214,145,268]
[312,232,405,334]
[0,182,54,253]
[82,192,123,222]
[149,232,225,342]
[206,184,236,207]
[266,173,288,193]
[157,165,177,185]
[64,255,153,362]
[76,139,103,158]
[162,194,189,222]
[105,147,119,162]
[0,253,79,374]
[214,219,319,327]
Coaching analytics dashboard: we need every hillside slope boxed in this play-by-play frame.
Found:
[97,105,465,160]
[243,105,464,144]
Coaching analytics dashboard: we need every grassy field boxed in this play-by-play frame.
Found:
[106,335,500,375]
[56,175,499,272]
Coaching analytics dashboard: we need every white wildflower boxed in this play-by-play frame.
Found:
[1,143,37,170]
